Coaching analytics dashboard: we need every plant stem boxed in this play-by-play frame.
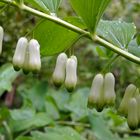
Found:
[93,35,140,65]
[22,5,90,36]
[1,0,140,65]
[0,0,90,37]
[101,54,120,74]
[56,121,90,128]
[2,121,13,140]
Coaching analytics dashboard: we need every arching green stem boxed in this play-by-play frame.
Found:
[101,54,120,74]
[1,0,140,65]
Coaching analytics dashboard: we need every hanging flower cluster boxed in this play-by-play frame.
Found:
[52,53,77,92]
[13,37,41,74]
[118,84,140,130]
[88,73,116,112]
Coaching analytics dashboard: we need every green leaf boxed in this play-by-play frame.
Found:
[45,97,60,120]
[18,81,48,111]
[25,0,62,13]
[16,136,34,140]
[136,33,140,46]
[128,39,140,57]
[34,19,79,56]
[10,108,52,132]
[10,108,35,120]
[0,108,10,124]
[0,63,19,96]
[97,20,136,48]
[25,0,49,13]
[0,2,5,6]
[47,89,70,112]
[31,126,86,140]
[65,88,89,121]
[89,112,121,140]
[87,44,114,59]
[69,0,111,33]
[123,137,140,140]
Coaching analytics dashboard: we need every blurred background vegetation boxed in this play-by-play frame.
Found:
[0,0,140,140]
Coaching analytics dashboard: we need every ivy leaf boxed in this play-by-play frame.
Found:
[97,20,136,49]
[25,0,62,13]
[69,0,111,33]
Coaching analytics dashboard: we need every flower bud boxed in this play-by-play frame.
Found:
[28,39,41,72]
[12,37,28,71]
[88,74,104,111]
[65,57,77,92]
[118,84,136,116]
[104,73,116,106]
[127,98,138,130]
[52,53,67,87]
[0,26,4,54]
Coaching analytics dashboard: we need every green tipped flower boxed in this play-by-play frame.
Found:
[0,26,4,54]
[104,73,116,106]
[52,53,67,87]
[28,39,41,72]
[12,37,28,71]
[65,56,77,92]
[88,74,104,111]
[127,98,138,130]
[118,84,137,116]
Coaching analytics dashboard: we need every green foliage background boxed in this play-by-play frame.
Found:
[0,0,140,140]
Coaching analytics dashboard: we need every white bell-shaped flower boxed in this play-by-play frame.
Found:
[52,53,67,87]
[65,56,77,92]
[88,74,104,111]
[12,37,28,71]
[104,72,116,106]
[127,98,138,130]
[28,39,41,72]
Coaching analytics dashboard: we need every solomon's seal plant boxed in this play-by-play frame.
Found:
[1,0,140,137]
